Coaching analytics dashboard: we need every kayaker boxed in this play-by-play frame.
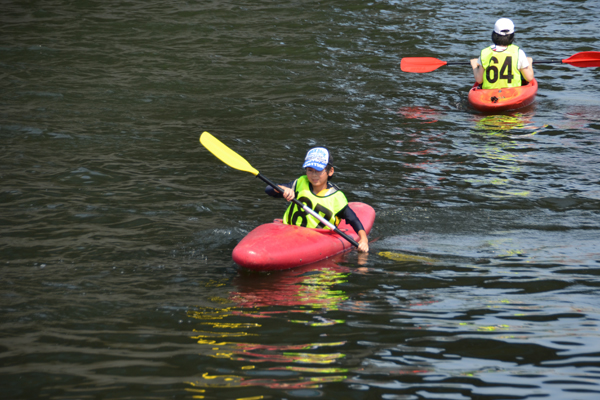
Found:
[470,18,534,89]
[265,147,370,252]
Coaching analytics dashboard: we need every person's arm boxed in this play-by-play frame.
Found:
[520,56,534,82]
[265,181,295,201]
[356,230,369,253]
[337,205,369,252]
[470,58,484,84]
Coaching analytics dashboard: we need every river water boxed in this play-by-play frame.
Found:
[1,0,599,399]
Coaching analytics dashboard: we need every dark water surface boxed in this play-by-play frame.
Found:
[2,0,600,399]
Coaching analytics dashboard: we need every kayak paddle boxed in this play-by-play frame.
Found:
[400,51,600,73]
[199,131,360,248]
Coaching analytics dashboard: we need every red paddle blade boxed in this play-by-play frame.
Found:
[400,57,448,73]
[562,51,600,68]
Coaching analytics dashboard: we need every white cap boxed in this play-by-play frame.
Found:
[494,18,514,36]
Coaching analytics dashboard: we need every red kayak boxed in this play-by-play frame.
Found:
[232,202,376,271]
[468,78,538,113]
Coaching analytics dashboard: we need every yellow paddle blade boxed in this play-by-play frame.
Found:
[379,251,437,264]
[199,131,259,176]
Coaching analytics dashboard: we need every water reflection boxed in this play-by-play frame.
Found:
[390,107,450,199]
[396,106,442,124]
[558,105,600,132]
[465,112,543,198]
[184,254,449,396]
[230,257,352,311]
[186,256,353,392]
[471,111,541,136]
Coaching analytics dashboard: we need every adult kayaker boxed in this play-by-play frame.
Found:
[470,18,534,89]
[265,147,369,252]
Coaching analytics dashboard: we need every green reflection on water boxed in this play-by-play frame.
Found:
[186,261,353,392]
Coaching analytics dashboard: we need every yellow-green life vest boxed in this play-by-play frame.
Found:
[481,44,521,89]
[283,175,349,229]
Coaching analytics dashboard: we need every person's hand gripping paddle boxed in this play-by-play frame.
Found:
[199,131,360,248]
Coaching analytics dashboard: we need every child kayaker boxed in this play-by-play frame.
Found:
[470,18,534,89]
[265,147,369,252]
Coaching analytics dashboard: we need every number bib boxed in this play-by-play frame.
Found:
[283,176,348,229]
[481,44,521,89]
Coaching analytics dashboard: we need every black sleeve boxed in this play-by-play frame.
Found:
[337,204,365,234]
[265,181,295,198]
